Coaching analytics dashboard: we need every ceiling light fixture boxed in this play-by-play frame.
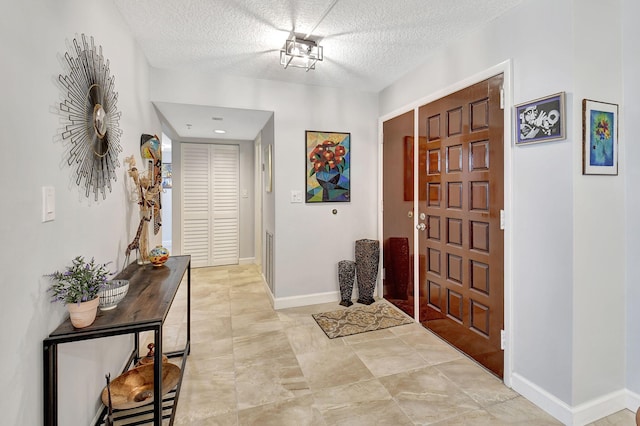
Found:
[280,33,323,72]
[214,129,226,134]
[279,0,337,72]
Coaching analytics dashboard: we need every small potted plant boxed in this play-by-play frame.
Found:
[46,256,112,328]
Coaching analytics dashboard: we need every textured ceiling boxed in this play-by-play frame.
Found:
[113,0,523,140]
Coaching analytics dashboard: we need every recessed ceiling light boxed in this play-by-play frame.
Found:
[214,129,226,134]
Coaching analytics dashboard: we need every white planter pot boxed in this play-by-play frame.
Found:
[67,297,99,328]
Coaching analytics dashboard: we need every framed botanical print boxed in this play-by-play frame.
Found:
[306,131,350,202]
[582,99,618,175]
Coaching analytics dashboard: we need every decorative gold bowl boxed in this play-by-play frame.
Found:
[101,363,180,410]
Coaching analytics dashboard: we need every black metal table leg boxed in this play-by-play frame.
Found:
[43,341,58,426]
[187,261,191,355]
[153,326,163,425]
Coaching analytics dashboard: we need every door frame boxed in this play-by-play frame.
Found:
[378,60,514,386]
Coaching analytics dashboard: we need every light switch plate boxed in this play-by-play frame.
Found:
[42,186,55,222]
[290,190,303,203]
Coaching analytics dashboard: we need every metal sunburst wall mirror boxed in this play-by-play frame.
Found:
[56,34,123,201]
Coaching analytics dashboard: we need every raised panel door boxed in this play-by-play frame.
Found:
[417,75,505,377]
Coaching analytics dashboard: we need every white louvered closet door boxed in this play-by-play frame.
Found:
[210,145,239,265]
[181,143,239,268]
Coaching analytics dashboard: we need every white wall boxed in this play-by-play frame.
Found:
[380,0,627,421]
[0,1,161,424]
[571,0,625,408]
[254,132,263,268]
[624,0,640,402]
[239,140,256,262]
[260,116,276,286]
[161,134,173,250]
[150,70,379,303]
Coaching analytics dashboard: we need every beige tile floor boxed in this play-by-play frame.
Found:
[157,264,635,425]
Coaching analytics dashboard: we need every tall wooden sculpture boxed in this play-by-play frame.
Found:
[124,134,162,266]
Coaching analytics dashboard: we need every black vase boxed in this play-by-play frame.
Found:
[355,239,380,305]
[338,260,356,307]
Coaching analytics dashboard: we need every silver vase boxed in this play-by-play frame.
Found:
[355,239,379,305]
[338,260,356,307]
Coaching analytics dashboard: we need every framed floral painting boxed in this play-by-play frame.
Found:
[582,99,618,175]
[306,131,350,202]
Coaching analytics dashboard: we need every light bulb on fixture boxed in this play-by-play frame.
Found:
[280,32,323,72]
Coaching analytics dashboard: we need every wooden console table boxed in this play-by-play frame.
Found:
[43,255,191,426]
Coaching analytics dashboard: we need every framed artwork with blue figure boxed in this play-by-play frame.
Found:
[582,99,619,175]
[305,131,350,203]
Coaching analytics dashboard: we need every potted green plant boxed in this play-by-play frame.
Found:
[46,256,112,328]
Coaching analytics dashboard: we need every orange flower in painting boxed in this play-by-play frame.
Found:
[308,139,347,176]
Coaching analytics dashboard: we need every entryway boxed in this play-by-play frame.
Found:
[383,74,505,377]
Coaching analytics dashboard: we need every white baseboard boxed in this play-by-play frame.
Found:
[626,390,640,417]
[239,257,255,265]
[571,389,627,425]
[511,373,573,424]
[273,291,341,310]
[261,273,275,307]
[511,373,633,425]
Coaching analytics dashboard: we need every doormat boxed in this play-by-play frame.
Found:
[312,302,414,339]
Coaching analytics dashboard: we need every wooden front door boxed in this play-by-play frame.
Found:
[417,75,505,377]
[382,111,416,317]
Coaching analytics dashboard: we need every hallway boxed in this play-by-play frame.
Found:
[160,264,633,425]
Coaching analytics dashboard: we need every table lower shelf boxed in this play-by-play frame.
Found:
[95,346,188,426]
[97,388,177,426]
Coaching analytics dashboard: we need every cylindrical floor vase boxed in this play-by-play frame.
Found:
[355,239,380,305]
[338,260,356,307]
